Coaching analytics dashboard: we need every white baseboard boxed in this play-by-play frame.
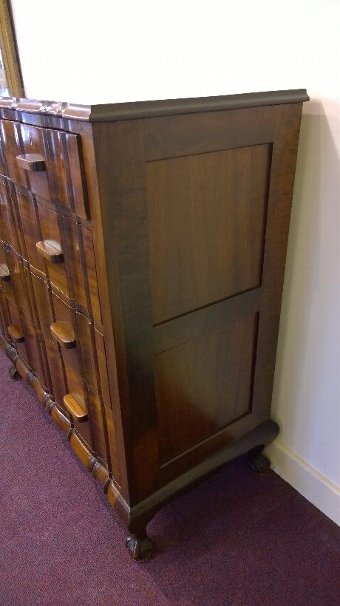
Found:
[265,439,340,526]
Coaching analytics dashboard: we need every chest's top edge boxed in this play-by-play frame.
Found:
[0,89,309,123]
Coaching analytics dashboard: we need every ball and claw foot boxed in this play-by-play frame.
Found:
[248,452,271,474]
[9,366,21,380]
[126,534,154,561]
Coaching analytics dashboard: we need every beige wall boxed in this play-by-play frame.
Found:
[267,98,340,524]
[10,0,340,521]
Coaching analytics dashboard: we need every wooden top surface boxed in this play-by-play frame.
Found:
[0,89,309,122]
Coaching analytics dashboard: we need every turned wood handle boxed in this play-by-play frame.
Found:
[16,153,46,172]
[7,325,24,343]
[50,321,76,349]
[36,240,64,263]
[63,393,88,422]
[0,264,10,281]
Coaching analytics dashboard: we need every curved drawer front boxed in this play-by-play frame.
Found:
[29,282,110,463]
[8,191,100,325]
[0,250,49,386]
[0,110,119,485]
[0,119,89,220]
[0,178,24,254]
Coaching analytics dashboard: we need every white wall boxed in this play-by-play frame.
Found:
[267,98,340,524]
[10,0,340,522]
[9,0,340,104]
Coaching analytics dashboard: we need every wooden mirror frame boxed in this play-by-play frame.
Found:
[0,0,24,96]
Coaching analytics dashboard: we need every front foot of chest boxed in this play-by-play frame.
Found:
[126,534,154,560]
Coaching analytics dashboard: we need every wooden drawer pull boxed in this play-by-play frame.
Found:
[0,264,10,281]
[63,393,88,422]
[36,240,64,263]
[7,325,24,343]
[16,153,46,172]
[50,321,76,349]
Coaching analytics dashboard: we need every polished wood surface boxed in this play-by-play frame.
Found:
[147,144,270,323]
[0,90,308,558]
[50,320,76,349]
[63,393,88,421]
[16,153,46,172]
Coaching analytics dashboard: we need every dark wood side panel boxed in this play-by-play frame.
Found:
[94,103,303,501]
[146,144,271,324]
[144,106,274,161]
[154,287,261,354]
[155,313,258,464]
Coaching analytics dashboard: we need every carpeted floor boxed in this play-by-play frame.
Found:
[0,351,339,606]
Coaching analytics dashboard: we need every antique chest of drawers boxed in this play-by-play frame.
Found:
[0,90,308,558]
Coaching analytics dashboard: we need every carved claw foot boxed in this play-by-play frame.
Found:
[126,534,154,561]
[248,452,271,474]
[9,366,21,380]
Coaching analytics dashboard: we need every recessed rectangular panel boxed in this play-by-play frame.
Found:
[147,144,271,324]
[155,313,258,465]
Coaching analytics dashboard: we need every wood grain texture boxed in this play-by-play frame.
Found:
[156,314,259,464]
[147,144,271,323]
[93,119,159,502]
[63,120,124,483]
[144,107,274,161]
[50,321,76,349]
[63,393,88,421]
[0,178,25,254]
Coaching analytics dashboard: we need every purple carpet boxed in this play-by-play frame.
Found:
[0,351,339,606]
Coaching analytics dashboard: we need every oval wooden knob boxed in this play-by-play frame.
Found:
[16,153,46,172]
[50,321,76,349]
[7,325,24,343]
[0,263,10,281]
[36,240,64,263]
[63,393,88,422]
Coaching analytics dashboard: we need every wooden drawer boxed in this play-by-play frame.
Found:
[1,252,48,385]
[1,253,29,364]
[29,271,66,400]
[12,189,41,264]
[40,211,101,327]
[81,226,102,327]
[0,119,27,186]
[15,193,100,322]
[0,119,89,220]
[50,293,97,390]
[0,178,24,254]
[49,292,107,456]
[2,244,107,463]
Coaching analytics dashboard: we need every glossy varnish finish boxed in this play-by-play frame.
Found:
[0,90,308,559]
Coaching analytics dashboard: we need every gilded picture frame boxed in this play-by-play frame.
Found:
[0,0,24,97]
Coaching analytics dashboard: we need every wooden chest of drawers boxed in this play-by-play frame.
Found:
[0,89,308,559]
